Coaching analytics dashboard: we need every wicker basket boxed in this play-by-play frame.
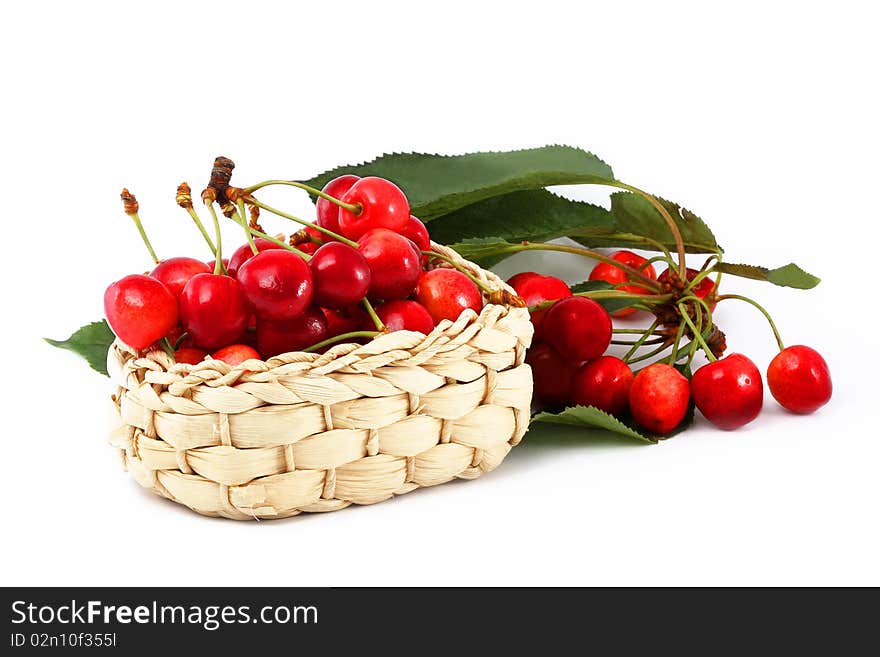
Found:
[108,243,534,519]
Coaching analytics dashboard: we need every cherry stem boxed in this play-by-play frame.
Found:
[243,180,362,214]
[361,298,386,332]
[494,242,662,290]
[678,303,717,362]
[127,211,160,264]
[667,320,688,364]
[607,180,688,280]
[204,201,226,275]
[302,330,381,353]
[249,198,358,248]
[613,327,662,334]
[612,337,665,346]
[172,332,189,350]
[160,337,175,358]
[184,206,217,257]
[626,339,674,365]
[423,250,495,294]
[234,200,260,255]
[231,218,311,260]
[622,319,660,361]
[685,264,720,294]
[529,291,671,313]
[715,293,785,351]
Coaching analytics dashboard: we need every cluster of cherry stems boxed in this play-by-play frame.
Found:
[104,165,832,436]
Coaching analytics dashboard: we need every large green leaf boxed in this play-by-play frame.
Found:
[714,262,820,289]
[531,406,656,443]
[568,280,640,314]
[45,320,114,376]
[598,192,722,254]
[302,145,614,220]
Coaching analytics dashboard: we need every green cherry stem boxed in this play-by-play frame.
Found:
[611,337,665,346]
[185,206,217,256]
[249,198,358,248]
[606,180,688,279]
[613,326,662,334]
[160,337,175,358]
[493,242,661,290]
[678,303,716,362]
[625,339,674,365]
[423,251,495,295]
[243,180,362,214]
[622,319,660,361]
[172,332,190,350]
[303,330,381,353]
[120,189,160,264]
[361,298,386,332]
[715,293,785,351]
[667,319,688,364]
[204,201,226,275]
[228,213,311,260]
[235,200,260,255]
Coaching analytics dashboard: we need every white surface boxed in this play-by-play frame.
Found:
[2,1,878,586]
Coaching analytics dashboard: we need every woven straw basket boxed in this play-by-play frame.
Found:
[108,243,534,520]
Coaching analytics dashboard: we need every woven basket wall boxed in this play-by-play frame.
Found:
[108,243,534,520]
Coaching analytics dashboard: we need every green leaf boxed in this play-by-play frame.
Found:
[302,145,614,221]
[568,280,639,314]
[599,192,722,254]
[714,262,820,289]
[427,188,615,246]
[45,320,114,376]
[532,406,656,444]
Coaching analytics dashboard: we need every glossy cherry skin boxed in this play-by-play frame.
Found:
[226,238,286,278]
[256,307,328,358]
[376,300,435,334]
[571,356,634,417]
[150,257,211,300]
[309,242,372,309]
[402,215,431,265]
[338,177,410,240]
[323,306,369,338]
[589,251,657,318]
[658,267,716,310]
[629,363,691,434]
[542,296,612,363]
[173,347,207,365]
[415,269,483,324]
[211,344,261,366]
[526,343,575,409]
[692,353,763,430]
[179,273,249,350]
[357,228,421,301]
[507,272,572,338]
[104,274,179,350]
[767,345,832,414]
[316,175,360,235]
[236,249,313,321]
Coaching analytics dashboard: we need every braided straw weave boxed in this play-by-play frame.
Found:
[108,243,534,519]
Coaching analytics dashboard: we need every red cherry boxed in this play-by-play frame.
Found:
[691,353,763,430]
[402,215,431,265]
[415,269,483,324]
[658,267,716,310]
[767,345,832,414]
[629,363,691,434]
[150,257,211,300]
[104,274,179,350]
[376,300,435,334]
[357,228,421,300]
[179,273,249,350]
[174,347,207,365]
[525,343,575,408]
[323,306,369,339]
[236,249,313,321]
[226,238,286,278]
[308,242,371,309]
[506,272,572,338]
[316,175,360,234]
[211,344,262,366]
[589,251,657,318]
[338,177,410,240]
[571,356,634,417]
[256,307,328,358]
[542,296,612,362]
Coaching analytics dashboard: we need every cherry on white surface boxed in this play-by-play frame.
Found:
[1,1,877,586]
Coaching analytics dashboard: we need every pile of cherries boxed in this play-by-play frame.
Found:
[104,174,485,367]
[510,249,832,434]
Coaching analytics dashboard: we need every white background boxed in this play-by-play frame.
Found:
[2,1,877,586]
